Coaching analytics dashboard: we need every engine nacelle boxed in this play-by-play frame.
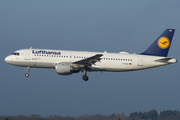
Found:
[55,63,79,75]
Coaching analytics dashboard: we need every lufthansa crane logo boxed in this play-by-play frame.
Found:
[157,37,170,49]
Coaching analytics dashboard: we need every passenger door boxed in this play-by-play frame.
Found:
[138,56,143,66]
[25,50,31,60]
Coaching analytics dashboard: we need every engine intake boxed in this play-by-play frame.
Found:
[55,63,79,75]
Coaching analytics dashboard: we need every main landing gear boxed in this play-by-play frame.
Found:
[82,70,88,81]
[25,67,30,77]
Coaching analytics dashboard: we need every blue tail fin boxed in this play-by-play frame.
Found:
[141,29,175,57]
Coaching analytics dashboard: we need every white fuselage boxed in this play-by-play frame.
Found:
[5,49,177,72]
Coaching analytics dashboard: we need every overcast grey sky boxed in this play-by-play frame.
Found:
[1,0,180,117]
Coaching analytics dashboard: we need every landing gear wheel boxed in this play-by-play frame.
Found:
[25,67,30,77]
[25,73,29,77]
[82,75,89,81]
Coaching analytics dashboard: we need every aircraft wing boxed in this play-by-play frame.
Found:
[72,54,103,66]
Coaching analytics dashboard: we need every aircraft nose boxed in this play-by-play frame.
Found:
[5,56,11,63]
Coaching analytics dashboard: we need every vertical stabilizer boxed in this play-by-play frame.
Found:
[141,29,175,57]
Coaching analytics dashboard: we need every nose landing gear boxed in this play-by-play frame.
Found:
[25,67,30,77]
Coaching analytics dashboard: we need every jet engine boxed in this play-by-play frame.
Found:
[55,63,79,75]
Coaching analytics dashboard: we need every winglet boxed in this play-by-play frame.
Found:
[141,29,175,57]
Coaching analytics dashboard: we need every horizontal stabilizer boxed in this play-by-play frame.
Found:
[155,57,173,62]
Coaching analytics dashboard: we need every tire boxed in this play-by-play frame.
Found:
[25,73,29,77]
[82,75,88,81]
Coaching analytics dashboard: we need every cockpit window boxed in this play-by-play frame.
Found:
[12,52,20,56]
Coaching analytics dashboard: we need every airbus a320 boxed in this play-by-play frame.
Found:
[5,29,177,81]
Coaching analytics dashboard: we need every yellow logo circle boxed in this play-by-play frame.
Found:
[157,37,170,49]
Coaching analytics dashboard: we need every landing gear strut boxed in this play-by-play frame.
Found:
[25,67,30,77]
[82,70,88,81]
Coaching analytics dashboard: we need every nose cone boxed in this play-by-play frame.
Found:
[5,56,12,64]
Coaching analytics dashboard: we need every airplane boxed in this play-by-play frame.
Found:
[5,29,177,81]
